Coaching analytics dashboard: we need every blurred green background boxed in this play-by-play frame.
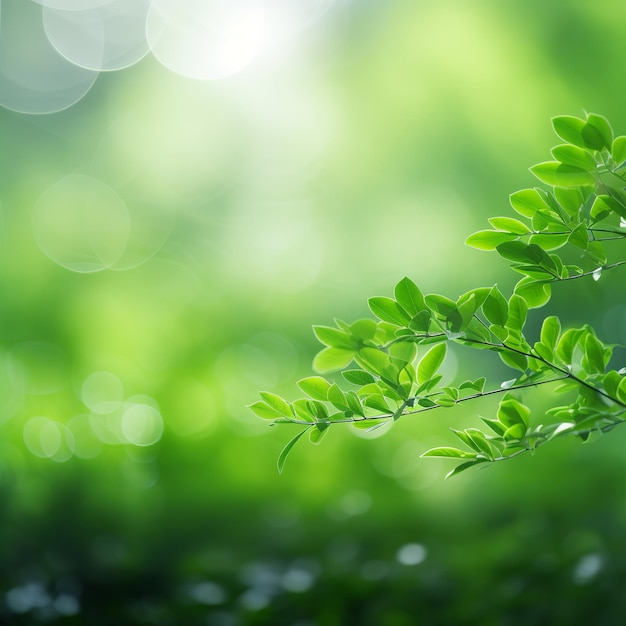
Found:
[1,0,626,624]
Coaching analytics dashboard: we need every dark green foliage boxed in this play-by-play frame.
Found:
[251,112,626,476]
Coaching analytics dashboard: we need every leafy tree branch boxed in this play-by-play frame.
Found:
[250,112,626,476]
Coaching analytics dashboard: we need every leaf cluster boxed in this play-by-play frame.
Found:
[250,112,626,476]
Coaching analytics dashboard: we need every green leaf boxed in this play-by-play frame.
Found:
[498,397,531,428]
[417,343,447,383]
[499,350,528,372]
[585,113,613,150]
[514,277,552,309]
[313,326,355,350]
[509,188,552,217]
[603,370,622,398]
[496,241,555,270]
[313,347,354,373]
[527,233,569,251]
[487,217,531,234]
[529,161,595,187]
[445,459,489,479]
[249,400,283,420]
[550,144,596,170]
[465,230,518,250]
[327,384,350,411]
[554,187,585,217]
[363,394,391,413]
[291,399,315,422]
[389,341,417,365]
[590,194,626,220]
[349,319,378,341]
[506,294,528,332]
[346,390,364,416]
[421,447,477,459]
[297,376,332,401]
[503,423,526,440]
[617,377,626,404]
[409,310,432,332]
[342,369,376,386]
[309,424,329,445]
[567,223,588,249]
[556,328,583,364]
[357,347,391,377]
[612,135,626,164]
[259,392,292,417]
[482,285,509,326]
[368,297,411,326]
[277,428,311,474]
[394,277,426,317]
[583,333,606,374]
[552,115,587,147]
[540,316,561,350]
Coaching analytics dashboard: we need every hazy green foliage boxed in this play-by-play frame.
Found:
[252,112,626,476]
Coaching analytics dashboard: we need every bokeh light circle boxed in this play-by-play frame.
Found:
[146,0,266,80]
[81,371,124,414]
[32,0,116,9]
[32,174,131,273]
[121,403,164,446]
[42,0,151,72]
[0,0,98,114]
[23,417,74,462]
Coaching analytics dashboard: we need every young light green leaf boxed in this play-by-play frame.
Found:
[417,343,447,384]
[540,316,561,350]
[349,318,378,340]
[313,347,354,373]
[482,285,509,326]
[297,376,332,401]
[499,350,528,372]
[583,333,606,374]
[445,459,489,479]
[389,341,417,365]
[487,217,531,234]
[313,326,355,350]
[552,115,587,147]
[363,394,391,413]
[514,277,552,309]
[394,277,426,317]
[259,392,292,417]
[346,390,365,416]
[602,370,622,398]
[309,424,329,445]
[556,328,583,364]
[368,297,411,326]
[506,294,528,332]
[585,113,613,150]
[409,310,431,332]
[291,399,316,422]
[357,347,391,377]
[567,223,588,249]
[503,423,526,440]
[612,135,626,164]
[277,427,311,474]
[421,447,477,459]
[249,401,283,420]
[617,377,626,404]
[498,397,531,428]
[554,186,585,217]
[509,188,552,217]
[496,241,557,272]
[550,144,596,170]
[529,161,595,187]
[590,194,626,220]
[327,383,350,411]
[465,230,518,250]
[342,369,376,386]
